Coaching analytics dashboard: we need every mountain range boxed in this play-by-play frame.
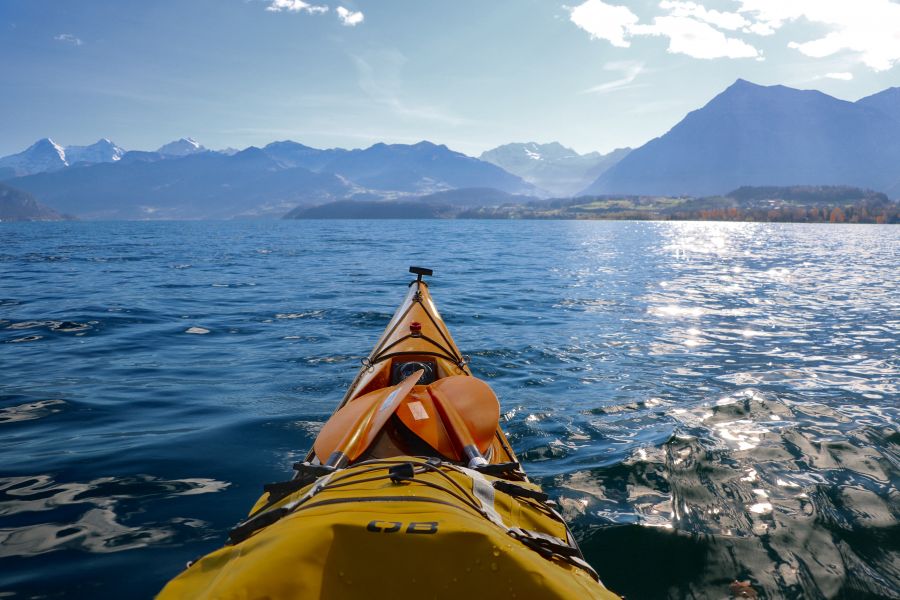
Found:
[4,79,900,219]
[262,140,533,194]
[585,80,900,197]
[0,138,127,177]
[0,140,536,219]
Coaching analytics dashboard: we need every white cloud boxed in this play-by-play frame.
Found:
[736,0,900,71]
[824,72,854,80]
[336,6,364,26]
[570,0,900,71]
[744,21,776,36]
[265,0,328,14]
[569,0,759,59]
[569,0,639,48]
[583,61,645,94]
[54,33,83,46]
[632,15,759,59]
[658,1,748,31]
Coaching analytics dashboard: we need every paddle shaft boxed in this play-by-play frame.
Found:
[324,370,424,469]
[430,386,489,467]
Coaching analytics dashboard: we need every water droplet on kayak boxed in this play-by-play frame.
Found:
[490,562,498,571]
[492,547,500,557]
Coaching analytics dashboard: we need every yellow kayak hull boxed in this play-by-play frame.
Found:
[159,459,617,599]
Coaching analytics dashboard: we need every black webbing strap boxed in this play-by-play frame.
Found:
[493,480,549,502]
[508,528,600,580]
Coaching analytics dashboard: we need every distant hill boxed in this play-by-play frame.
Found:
[584,80,900,198]
[480,142,629,196]
[285,187,549,219]
[725,185,888,205]
[335,185,895,223]
[414,187,534,206]
[665,185,895,222]
[0,183,66,221]
[285,200,450,219]
[476,185,897,223]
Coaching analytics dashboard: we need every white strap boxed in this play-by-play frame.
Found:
[460,467,507,530]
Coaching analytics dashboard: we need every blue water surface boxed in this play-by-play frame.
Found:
[1,220,898,599]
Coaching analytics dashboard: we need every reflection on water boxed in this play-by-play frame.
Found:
[0,399,65,423]
[551,389,898,597]
[1,220,897,599]
[0,475,227,557]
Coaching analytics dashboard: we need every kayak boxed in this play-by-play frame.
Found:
[158,267,620,599]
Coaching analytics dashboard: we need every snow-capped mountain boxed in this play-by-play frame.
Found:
[488,142,584,163]
[65,139,126,164]
[0,138,69,177]
[157,138,207,156]
[480,142,630,196]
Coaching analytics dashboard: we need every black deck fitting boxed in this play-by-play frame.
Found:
[409,266,433,282]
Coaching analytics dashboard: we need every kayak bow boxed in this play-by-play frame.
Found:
[158,267,620,600]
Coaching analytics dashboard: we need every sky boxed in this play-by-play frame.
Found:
[3,0,900,157]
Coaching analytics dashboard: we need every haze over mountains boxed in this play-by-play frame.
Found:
[480,142,630,196]
[3,79,900,219]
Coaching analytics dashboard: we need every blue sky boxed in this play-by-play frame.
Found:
[3,0,900,156]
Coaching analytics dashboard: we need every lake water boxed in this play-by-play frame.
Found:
[1,220,898,599]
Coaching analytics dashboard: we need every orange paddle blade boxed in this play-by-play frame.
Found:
[396,387,460,461]
[314,370,423,464]
[428,376,500,455]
